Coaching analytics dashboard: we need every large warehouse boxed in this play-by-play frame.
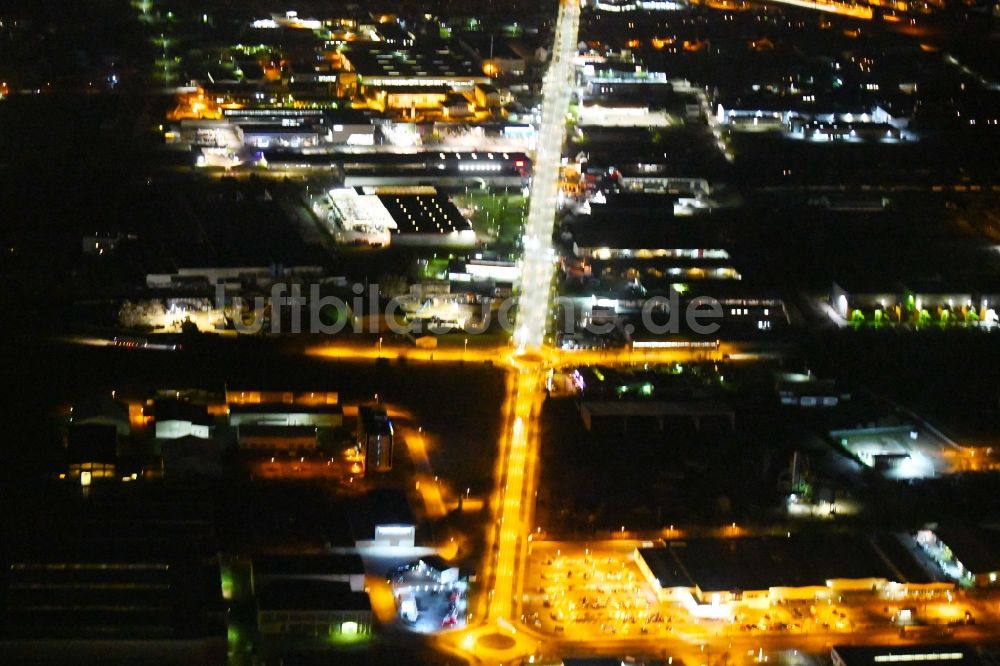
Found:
[636,534,952,617]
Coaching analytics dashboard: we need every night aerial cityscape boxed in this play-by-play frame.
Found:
[3,0,1000,665]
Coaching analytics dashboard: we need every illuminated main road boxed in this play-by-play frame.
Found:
[513,0,581,354]
[434,2,584,662]
[490,0,580,623]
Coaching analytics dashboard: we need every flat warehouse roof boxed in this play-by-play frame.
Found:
[230,403,342,415]
[641,533,932,592]
[833,645,982,666]
[344,44,484,81]
[379,194,472,235]
[254,554,365,577]
[258,580,370,611]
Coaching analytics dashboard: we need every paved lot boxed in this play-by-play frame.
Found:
[524,542,659,638]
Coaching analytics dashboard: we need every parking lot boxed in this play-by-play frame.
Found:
[523,541,661,638]
[521,541,920,641]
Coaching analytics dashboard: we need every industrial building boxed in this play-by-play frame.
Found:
[256,580,372,638]
[335,151,530,188]
[832,425,940,480]
[226,390,339,406]
[228,402,343,428]
[154,398,214,439]
[358,405,393,473]
[0,507,225,664]
[775,371,852,408]
[316,187,398,246]
[350,489,416,549]
[70,396,131,436]
[915,527,1000,587]
[340,44,489,92]
[252,554,366,593]
[315,186,475,247]
[579,400,735,433]
[237,424,319,453]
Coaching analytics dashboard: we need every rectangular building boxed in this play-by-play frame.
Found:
[358,406,393,473]
[237,424,318,453]
[832,645,981,666]
[257,580,371,638]
[252,554,366,593]
[229,403,343,428]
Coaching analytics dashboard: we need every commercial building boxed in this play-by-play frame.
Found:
[566,203,730,261]
[579,61,672,97]
[716,99,915,142]
[378,192,476,247]
[448,256,520,290]
[577,101,673,128]
[315,186,476,247]
[637,534,950,617]
[832,645,982,666]
[587,0,687,10]
[358,406,393,473]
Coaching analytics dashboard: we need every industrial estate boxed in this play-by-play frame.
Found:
[2,0,1000,665]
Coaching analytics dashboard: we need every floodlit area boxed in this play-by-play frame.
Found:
[389,559,468,633]
[523,542,660,638]
[118,299,228,333]
[521,539,995,644]
[833,426,983,480]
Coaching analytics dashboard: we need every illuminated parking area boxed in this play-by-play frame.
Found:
[523,542,661,638]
